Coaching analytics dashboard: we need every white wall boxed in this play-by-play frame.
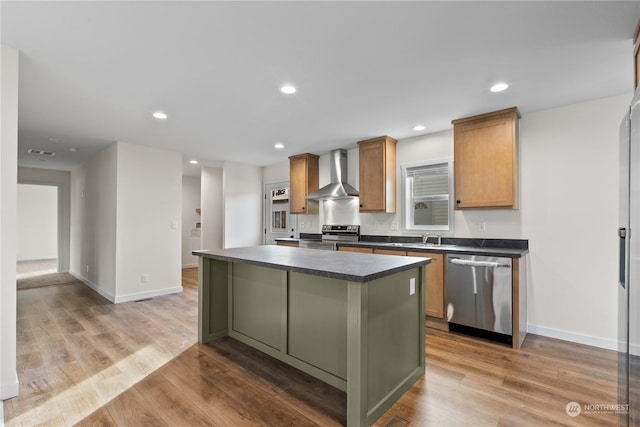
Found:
[182,175,201,268]
[18,167,71,272]
[266,94,630,349]
[114,142,182,302]
[17,184,57,261]
[1,44,19,400]
[70,144,118,300]
[516,95,626,348]
[201,167,223,251]
[71,141,182,303]
[263,160,288,183]
[223,162,263,248]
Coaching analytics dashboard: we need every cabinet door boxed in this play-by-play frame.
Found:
[373,248,407,256]
[276,241,299,248]
[358,136,397,213]
[407,251,444,319]
[289,154,319,214]
[338,246,373,254]
[453,108,519,209]
[359,142,386,211]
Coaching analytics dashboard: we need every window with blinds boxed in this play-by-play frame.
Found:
[402,160,453,232]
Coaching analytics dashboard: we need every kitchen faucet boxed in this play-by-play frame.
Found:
[422,233,430,244]
[436,234,442,245]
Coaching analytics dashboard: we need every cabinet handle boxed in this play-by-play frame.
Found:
[302,206,305,210]
[456,200,461,204]
[359,204,363,208]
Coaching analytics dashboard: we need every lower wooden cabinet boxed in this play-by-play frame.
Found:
[373,248,407,256]
[407,252,444,319]
[369,248,446,321]
[276,241,299,247]
[338,246,373,254]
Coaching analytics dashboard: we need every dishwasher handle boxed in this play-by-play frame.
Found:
[448,258,510,268]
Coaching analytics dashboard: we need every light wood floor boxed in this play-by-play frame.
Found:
[3,268,619,426]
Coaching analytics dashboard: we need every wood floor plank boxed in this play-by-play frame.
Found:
[159,347,266,426]
[73,406,117,427]
[92,387,169,427]
[132,370,221,427]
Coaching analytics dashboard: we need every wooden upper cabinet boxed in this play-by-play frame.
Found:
[452,107,520,209]
[357,136,397,213]
[289,153,319,214]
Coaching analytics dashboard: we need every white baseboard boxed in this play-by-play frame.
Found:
[182,263,198,269]
[69,272,182,304]
[527,324,618,351]
[114,286,183,304]
[69,271,116,302]
[0,372,18,400]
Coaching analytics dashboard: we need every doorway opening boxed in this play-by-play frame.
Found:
[16,183,59,279]
[264,181,296,245]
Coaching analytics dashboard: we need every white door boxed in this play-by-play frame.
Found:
[264,181,296,245]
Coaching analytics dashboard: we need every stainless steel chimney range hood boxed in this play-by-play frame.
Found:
[305,149,358,200]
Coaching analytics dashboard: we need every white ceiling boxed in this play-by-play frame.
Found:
[2,1,639,174]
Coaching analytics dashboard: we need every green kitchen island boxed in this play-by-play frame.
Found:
[193,245,430,427]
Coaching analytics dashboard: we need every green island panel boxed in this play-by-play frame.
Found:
[367,268,421,409]
[288,272,348,379]
[232,263,283,350]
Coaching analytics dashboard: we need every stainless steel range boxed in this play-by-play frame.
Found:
[299,225,360,250]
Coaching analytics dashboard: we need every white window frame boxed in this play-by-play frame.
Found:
[401,158,454,233]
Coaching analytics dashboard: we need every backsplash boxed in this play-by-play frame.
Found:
[293,198,525,241]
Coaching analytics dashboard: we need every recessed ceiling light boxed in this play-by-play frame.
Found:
[153,111,168,119]
[48,137,63,143]
[274,142,285,149]
[189,160,198,165]
[68,147,78,153]
[490,83,509,93]
[280,85,296,94]
[413,125,426,131]
[27,148,55,156]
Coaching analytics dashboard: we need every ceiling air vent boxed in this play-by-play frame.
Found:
[27,149,56,156]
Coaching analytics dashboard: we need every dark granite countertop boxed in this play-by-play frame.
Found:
[336,241,528,258]
[275,236,529,258]
[193,245,430,283]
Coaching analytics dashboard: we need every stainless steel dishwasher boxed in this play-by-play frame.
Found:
[446,254,513,344]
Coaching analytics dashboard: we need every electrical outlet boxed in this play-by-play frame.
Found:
[171,220,177,229]
[86,264,89,273]
[409,277,416,295]
[478,222,487,232]
[141,274,149,283]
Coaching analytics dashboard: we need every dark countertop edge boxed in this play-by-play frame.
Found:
[337,242,528,258]
[360,235,529,250]
[193,249,430,283]
[274,237,529,258]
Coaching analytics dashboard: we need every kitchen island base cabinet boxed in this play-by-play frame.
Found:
[197,254,426,427]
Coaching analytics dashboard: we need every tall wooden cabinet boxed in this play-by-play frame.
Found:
[357,136,397,213]
[452,107,520,209]
[289,153,319,214]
